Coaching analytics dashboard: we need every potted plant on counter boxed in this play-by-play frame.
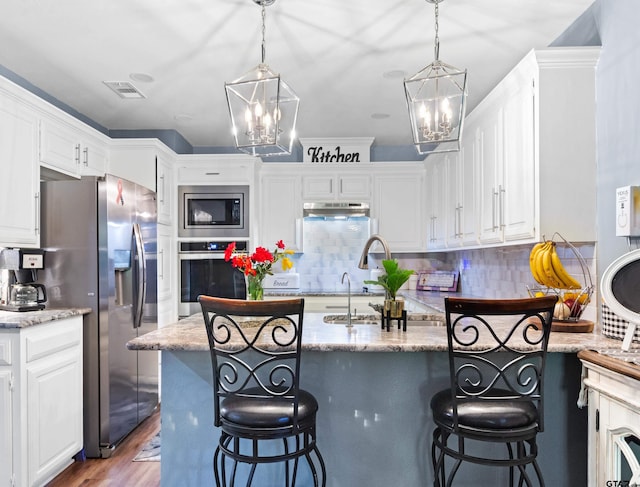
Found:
[364,259,415,318]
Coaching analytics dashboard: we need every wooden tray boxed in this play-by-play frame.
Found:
[552,319,594,333]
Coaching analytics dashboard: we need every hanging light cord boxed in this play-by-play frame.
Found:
[261,3,267,64]
[433,0,440,61]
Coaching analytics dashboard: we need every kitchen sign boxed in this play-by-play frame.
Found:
[299,137,374,164]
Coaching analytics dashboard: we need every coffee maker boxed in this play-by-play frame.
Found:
[0,248,47,312]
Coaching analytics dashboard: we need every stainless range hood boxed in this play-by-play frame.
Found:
[303,202,370,218]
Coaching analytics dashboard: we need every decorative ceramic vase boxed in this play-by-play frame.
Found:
[384,297,405,318]
[245,274,264,301]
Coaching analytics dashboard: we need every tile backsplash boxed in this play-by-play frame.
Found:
[290,228,597,320]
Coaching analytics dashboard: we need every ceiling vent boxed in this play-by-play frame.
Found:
[103,81,146,99]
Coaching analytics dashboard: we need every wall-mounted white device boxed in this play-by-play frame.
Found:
[616,185,640,237]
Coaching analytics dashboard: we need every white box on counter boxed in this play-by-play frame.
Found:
[263,273,300,290]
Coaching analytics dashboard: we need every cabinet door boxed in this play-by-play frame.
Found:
[502,81,536,242]
[79,137,108,177]
[157,224,173,301]
[39,118,81,177]
[260,175,302,251]
[0,368,12,487]
[338,175,370,200]
[0,95,40,248]
[156,154,174,225]
[477,106,504,245]
[302,175,334,200]
[375,169,426,252]
[426,156,447,250]
[26,347,82,486]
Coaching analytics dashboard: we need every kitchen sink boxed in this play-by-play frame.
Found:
[322,314,444,327]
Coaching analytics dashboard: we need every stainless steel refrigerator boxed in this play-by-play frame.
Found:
[39,174,158,458]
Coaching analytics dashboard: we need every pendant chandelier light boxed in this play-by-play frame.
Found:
[225,0,299,157]
[404,0,467,155]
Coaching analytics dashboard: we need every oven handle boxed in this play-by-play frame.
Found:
[178,253,227,260]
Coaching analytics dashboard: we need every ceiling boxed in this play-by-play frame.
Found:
[0,0,595,150]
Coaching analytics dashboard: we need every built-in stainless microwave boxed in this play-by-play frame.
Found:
[178,185,250,238]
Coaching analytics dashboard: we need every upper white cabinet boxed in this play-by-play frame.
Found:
[432,47,599,251]
[446,141,478,248]
[302,173,371,201]
[258,166,303,252]
[39,116,108,178]
[0,88,40,248]
[110,140,177,227]
[156,153,174,226]
[372,163,426,252]
[425,156,447,251]
[176,155,258,186]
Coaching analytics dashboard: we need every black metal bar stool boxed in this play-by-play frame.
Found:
[199,295,326,487]
[431,296,557,487]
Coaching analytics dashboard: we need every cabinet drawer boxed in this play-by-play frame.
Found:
[0,337,12,366]
[24,317,82,363]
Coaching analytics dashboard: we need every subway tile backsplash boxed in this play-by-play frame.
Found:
[292,228,596,320]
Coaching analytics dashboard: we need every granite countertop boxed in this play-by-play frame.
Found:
[128,309,634,354]
[0,308,91,329]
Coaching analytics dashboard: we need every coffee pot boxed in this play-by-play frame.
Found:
[10,283,47,307]
[0,248,47,312]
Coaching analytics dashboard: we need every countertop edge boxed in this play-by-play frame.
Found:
[0,308,92,329]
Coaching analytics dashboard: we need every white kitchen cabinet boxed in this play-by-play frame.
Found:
[176,154,258,186]
[580,351,640,487]
[156,154,174,225]
[109,139,176,192]
[0,89,40,249]
[425,156,447,250]
[446,140,478,248]
[427,47,599,252]
[258,169,303,252]
[157,224,174,304]
[302,173,371,201]
[0,315,83,487]
[373,164,426,252]
[0,336,14,487]
[39,117,108,178]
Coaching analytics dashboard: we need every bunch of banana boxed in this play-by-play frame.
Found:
[529,240,582,290]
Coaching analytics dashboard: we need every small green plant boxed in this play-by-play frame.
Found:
[364,259,415,300]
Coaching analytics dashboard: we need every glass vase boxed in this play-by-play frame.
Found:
[245,274,264,301]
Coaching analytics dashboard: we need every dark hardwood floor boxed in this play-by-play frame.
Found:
[46,408,161,487]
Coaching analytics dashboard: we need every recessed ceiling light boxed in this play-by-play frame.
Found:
[383,70,407,79]
[371,113,391,120]
[130,73,154,83]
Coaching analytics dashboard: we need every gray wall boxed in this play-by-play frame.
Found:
[592,0,640,274]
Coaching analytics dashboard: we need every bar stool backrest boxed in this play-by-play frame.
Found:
[444,296,557,433]
[199,296,306,430]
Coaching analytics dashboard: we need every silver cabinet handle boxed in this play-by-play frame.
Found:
[159,174,165,204]
[83,147,89,166]
[75,144,81,165]
[499,185,506,229]
[34,192,40,235]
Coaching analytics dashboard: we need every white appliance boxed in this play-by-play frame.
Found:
[601,248,640,351]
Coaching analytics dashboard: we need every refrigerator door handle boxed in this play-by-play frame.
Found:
[132,222,146,328]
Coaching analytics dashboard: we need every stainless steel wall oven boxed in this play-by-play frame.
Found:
[178,185,250,239]
[178,240,247,317]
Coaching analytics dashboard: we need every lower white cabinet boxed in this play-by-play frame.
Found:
[580,352,640,487]
[0,316,83,487]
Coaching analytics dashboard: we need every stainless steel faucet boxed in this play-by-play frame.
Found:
[358,234,392,269]
[341,271,352,328]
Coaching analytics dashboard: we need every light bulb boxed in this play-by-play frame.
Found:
[255,102,263,118]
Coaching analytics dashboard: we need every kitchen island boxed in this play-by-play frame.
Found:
[128,296,634,487]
